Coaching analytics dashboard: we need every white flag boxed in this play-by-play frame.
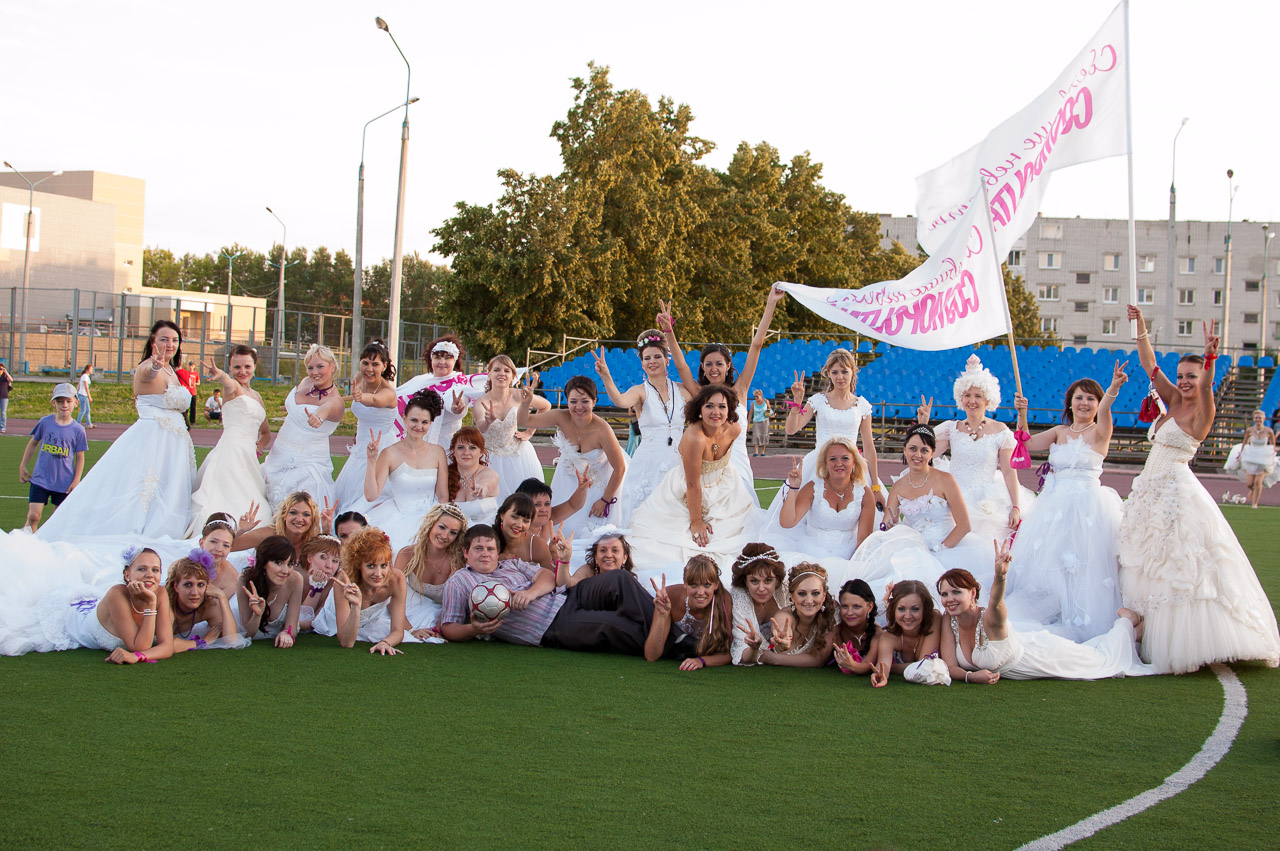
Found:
[915,2,1127,257]
[778,196,1008,351]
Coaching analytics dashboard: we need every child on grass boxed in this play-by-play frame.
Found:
[18,383,87,533]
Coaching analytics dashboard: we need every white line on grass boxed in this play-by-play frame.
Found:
[1017,663,1246,850]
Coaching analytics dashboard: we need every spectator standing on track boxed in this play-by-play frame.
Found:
[76,364,95,429]
[177,359,200,428]
[0,361,11,433]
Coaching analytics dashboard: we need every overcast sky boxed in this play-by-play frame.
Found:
[3,0,1275,264]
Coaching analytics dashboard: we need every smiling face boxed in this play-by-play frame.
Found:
[466,536,500,574]
[1253,410,1266,427]
[592,537,625,572]
[200,528,234,560]
[283,501,314,537]
[124,552,163,590]
[839,592,872,631]
[904,434,933,470]
[359,354,385,382]
[359,558,391,591]
[937,579,976,617]
[1175,362,1203,399]
[431,348,458,377]
[229,353,256,386]
[893,593,925,635]
[960,385,987,416]
[151,327,180,364]
[746,569,778,605]
[175,575,208,610]
[265,559,295,588]
[640,345,667,378]
[499,506,529,540]
[305,355,334,387]
[791,575,826,622]
[701,392,730,427]
[685,576,716,612]
[823,444,855,482]
[404,405,434,438]
[701,352,729,385]
[488,360,514,388]
[428,516,463,553]
[567,388,595,419]
[1070,386,1100,425]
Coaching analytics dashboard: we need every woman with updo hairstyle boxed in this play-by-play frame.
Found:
[474,354,549,499]
[185,343,271,537]
[1006,361,1129,642]
[517,374,629,538]
[193,513,243,602]
[296,534,343,633]
[36,319,198,541]
[447,426,501,525]
[261,343,346,510]
[937,545,1153,683]
[744,563,835,667]
[332,338,399,514]
[847,423,994,598]
[627,384,756,586]
[592,329,690,521]
[364,388,450,551]
[1117,306,1280,674]
[915,353,1035,542]
[644,554,735,671]
[728,543,789,665]
[660,287,788,505]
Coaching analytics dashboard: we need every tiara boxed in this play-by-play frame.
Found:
[908,423,935,437]
[314,534,341,545]
[792,569,826,583]
[202,518,235,533]
[737,550,780,568]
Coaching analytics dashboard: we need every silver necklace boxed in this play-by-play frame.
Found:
[906,468,932,489]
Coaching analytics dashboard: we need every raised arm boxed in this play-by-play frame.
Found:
[1095,360,1128,448]
[363,432,389,502]
[202,358,244,399]
[644,574,674,662]
[984,540,1012,641]
[784,372,816,435]
[734,287,785,397]
[592,349,644,408]
[1128,305,1177,405]
[657,300,700,395]
[778,461,813,529]
[1013,394,1060,453]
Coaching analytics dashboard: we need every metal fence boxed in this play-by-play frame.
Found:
[0,286,454,383]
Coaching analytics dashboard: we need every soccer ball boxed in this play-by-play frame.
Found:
[470,581,512,624]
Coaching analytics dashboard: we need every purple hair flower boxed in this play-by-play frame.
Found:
[187,547,217,580]
[121,544,142,566]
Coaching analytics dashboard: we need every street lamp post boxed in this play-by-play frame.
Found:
[1222,170,1239,355]
[3,162,63,372]
[219,249,245,351]
[353,96,419,381]
[376,16,412,372]
[266,207,289,382]
[1262,225,1275,356]
[1165,118,1188,353]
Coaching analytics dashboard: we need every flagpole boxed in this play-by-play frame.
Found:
[981,183,1023,398]
[1124,0,1138,337]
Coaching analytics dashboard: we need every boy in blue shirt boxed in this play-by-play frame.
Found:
[18,383,88,532]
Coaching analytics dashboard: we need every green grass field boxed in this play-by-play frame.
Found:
[0,434,1276,849]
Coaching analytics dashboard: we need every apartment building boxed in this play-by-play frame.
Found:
[879,214,1278,354]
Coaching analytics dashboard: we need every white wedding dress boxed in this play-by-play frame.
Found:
[620,378,684,523]
[185,394,269,537]
[628,454,755,589]
[774,479,869,586]
[1118,420,1280,674]
[365,465,441,551]
[331,400,398,515]
[1005,437,1123,642]
[847,491,994,596]
[1223,436,1279,488]
[38,383,196,542]
[457,496,498,527]
[485,405,543,500]
[549,430,628,537]
[952,607,1156,680]
[935,421,1036,543]
[261,392,339,510]
[730,402,758,507]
